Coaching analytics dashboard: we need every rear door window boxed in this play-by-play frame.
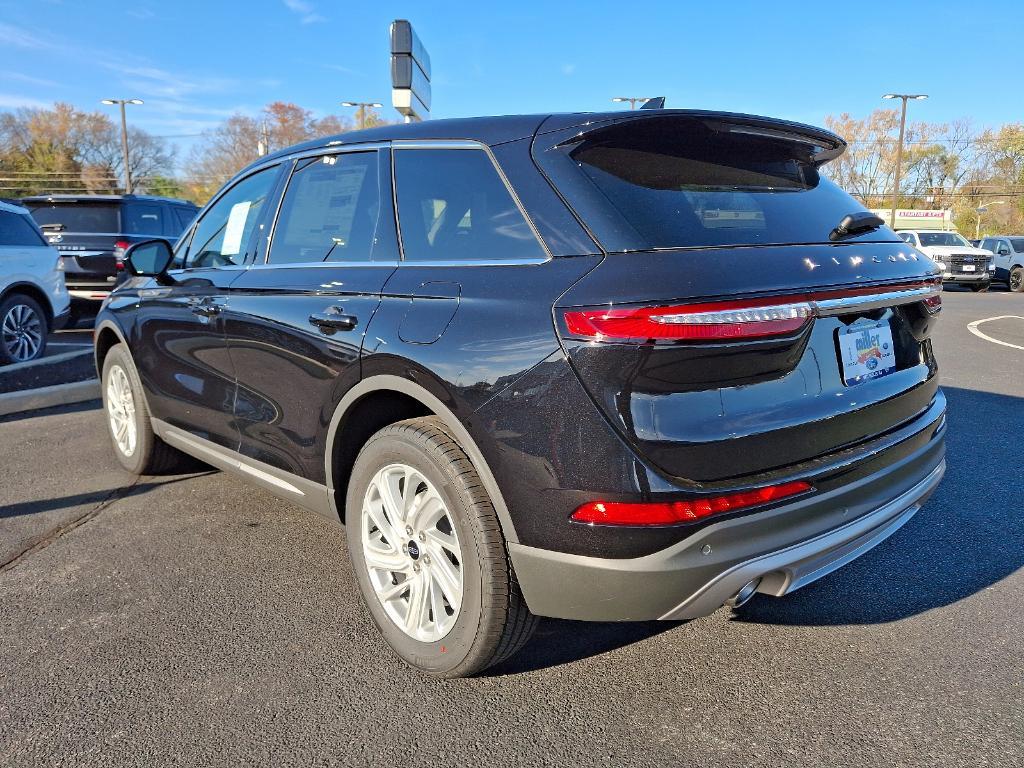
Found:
[1011,238,1024,253]
[269,151,381,264]
[393,148,546,262]
[536,115,898,252]
[0,211,46,246]
[123,203,164,235]
[171,206,196,233]
[27,203,119,233]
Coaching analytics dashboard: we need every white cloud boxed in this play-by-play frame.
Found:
[0,72,59,88]
[0,22,57,50]
[0,93,51,109]
[282,0,325,23]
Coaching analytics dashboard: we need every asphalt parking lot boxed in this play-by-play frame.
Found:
[1,289,1021,767]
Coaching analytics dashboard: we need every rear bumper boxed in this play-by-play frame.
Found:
[510,416,945,621]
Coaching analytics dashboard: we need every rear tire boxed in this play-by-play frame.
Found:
[101,343,189,474]
[0,293,48,364]
[346,416,537,677]
[1010,267,1024,293]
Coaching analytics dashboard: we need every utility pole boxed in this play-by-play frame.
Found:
[257,120,270,157]
[341,101,384,130]
[882,93,928,228]
[975,200,1007,239]
[611,96,655,110]
[101,99,143,194]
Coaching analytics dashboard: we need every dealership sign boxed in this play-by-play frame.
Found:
[390,20,430,121]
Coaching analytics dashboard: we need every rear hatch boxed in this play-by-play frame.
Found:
[534,112,942,485]
[25,200,123,286]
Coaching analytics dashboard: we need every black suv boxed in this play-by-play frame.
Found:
[94,111,946,677]
[20,194,198,321]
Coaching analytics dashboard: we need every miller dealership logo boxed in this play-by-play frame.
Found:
[47,234,62,244]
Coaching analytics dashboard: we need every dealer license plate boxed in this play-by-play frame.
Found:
[837,321,896,385]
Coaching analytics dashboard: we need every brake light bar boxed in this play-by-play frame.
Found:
[562,281,940,342]
[571,480,813,526]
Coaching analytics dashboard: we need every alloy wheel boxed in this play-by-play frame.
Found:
[361,463,464,642]
[1011,269,1023,292]
[106,364,138,457]
[1,303,44,362]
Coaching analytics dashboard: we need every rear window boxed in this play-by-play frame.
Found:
[539,116,896,251]
[123,203,164,235]
[0,211,46,247]
[1011,238,1024,253]
[27,203,119,233]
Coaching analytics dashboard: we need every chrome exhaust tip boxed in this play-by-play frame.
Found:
[725,577,762,610]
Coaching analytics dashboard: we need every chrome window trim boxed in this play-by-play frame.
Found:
[390,139,553,266]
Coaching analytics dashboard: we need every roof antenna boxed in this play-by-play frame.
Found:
[640,97,665,110]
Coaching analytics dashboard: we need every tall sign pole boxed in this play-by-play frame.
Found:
[390,20,431,122]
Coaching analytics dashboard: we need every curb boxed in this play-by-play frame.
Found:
[0,348,93,374]
[0,379,101,418]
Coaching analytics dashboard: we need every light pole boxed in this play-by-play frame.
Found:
[975,200,1007,239]
[340,101,384,130]
[101,99,143,194]
[882,93,928,228]
[611,96,655,110]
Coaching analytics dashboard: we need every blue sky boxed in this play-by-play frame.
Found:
[0,0,1019,158]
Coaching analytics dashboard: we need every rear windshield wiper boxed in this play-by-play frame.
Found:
[829,212,885,241]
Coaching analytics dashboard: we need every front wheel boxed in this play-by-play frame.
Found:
[1010,267,1024,293]
[346,417,537,677]
[0,294,48,364]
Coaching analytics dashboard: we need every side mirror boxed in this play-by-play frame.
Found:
[999,247,1011,256]
[124,239,174,277]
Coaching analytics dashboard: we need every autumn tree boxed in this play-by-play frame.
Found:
[183,101,394,203]
[0,102,174,197]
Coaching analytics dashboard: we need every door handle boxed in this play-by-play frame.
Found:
[190,301,222,318]
[309,307,358,334]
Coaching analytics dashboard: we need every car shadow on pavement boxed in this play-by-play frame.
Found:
[733,385,1024,627]
[486,618,681,676]
[0,472,214,520]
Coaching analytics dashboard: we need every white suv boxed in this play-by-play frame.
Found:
[979,236,1024,292]
[0,200,70,364]
[898,230,994,291]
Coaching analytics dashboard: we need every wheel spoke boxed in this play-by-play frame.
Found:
[424,526,458,555]
[362,542,407,572]
[403,572,427,633]
[364,495,399,545]
[428,571,447,624]
[430,550,461,606]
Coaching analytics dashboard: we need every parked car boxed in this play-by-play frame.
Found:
[0,200,70,364]
[94,110,947,677]
[979,235,1024,292]
[19,194,198,323]
[897,230,994,291]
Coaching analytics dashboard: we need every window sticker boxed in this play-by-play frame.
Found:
[221,201,252,255]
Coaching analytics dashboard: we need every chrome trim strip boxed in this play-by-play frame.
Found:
[813,285,941,316]
[151,419,335,521]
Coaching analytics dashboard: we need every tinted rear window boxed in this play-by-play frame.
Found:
[123,203,164,235]
[27,203,119,233]
[1011,238,1024,253]
[0,211,46,247]
[540,116,896,251]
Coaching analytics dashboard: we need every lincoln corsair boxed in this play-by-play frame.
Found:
[94,110,946,676]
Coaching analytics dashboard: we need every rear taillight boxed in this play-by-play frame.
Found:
[114,240,130,270]
[564,299,813,341]
[571,480,813,526]
[562,281,941,343]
